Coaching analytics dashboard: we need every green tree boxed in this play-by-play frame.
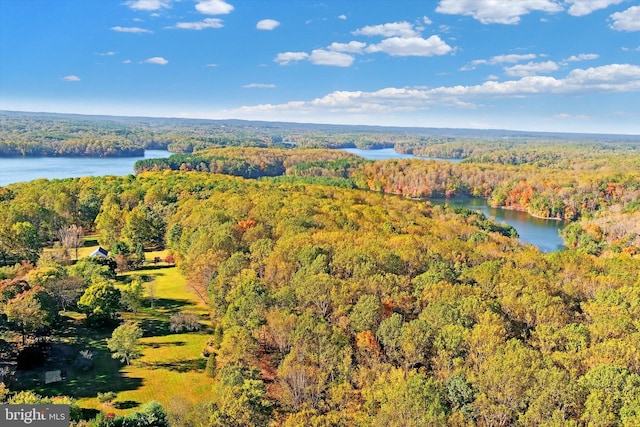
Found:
[349,294,382,333]
[363,368,447,427]
[68,256,116,285]
[120,279,144,314]
[95,197,124,250]
[207,365,272,427]
[77,281,121,324]
[579,364,640,427]
[107,322,144,365]
[12,221,41,264]
[377,312,404,365]
[122,205,166,250]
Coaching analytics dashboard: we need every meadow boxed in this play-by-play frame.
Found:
[13,248,213,416]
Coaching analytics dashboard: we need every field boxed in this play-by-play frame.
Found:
[13,250,214,415]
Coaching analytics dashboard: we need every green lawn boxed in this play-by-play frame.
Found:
[16,258,214,416]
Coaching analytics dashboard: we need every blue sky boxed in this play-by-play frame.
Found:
[1,0,639,134]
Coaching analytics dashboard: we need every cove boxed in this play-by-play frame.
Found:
[341,147,461,162]
[341,147,565,252]
[431,197,566,252]
[0,150,172,187]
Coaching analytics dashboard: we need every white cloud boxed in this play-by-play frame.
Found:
[222,64,640,117]
[122,60,133,64]
[566,0,626,16]
[352,21,418,37]
[423,16,433,25]
[338,15,347,20]
[256,19,280,30]
[564,64,640,87]
[555,113,589,119]
[62,75,81,82]
[204,63,218,67]
[610,6,640,32]
[174,18,223,30]
[96,51,117,56]
[327,41,367,53]
[126,0,170,11]
[243,83,276,88]
[564,53,599,62]
[196,0,234,15]
[274,51,309,65]
[365,35,452,57]
[504,60,559,77]
[145,56,168,65]
[111,26,152,33]
[462,53,538,70]
[436,0,563,24]
[309,49,354,67]
[488,53,539,64]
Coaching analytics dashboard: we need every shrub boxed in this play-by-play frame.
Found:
[169,312,202,333]
[97,391,117,406]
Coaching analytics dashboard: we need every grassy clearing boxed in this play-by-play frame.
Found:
[16,257,214,416]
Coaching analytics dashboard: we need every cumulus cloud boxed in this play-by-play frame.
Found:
[111,26,152,33]
[145,56,168,65]
[564,53,599,62]
[126,0,170,11]
[196,0,234,15]
[274,51,309,65]
[309,49,354,67]
[338,15,347,20]
[566,0,626,16]
[365,35,452,57]
[565,64,640,86]
[174,18,223,30]
[610,6,640,32]
[243,83,276,88]
[352,21,418,37]
[222,63,640,117]
[436,0,563,24]
[62,75,81,82]
[256,19,280,30]
[122,59,133,64]
[504,60,559,77]
[327,41,367,53]
[423,16,433,25]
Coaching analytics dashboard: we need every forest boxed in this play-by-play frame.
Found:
[1,113,640,426]
[4,111,637,157]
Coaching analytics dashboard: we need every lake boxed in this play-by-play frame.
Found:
[430,198,566,253]
[341,147,461,162]
[342,147,565,252]
[0,147,566,251]
[0,150,172,186]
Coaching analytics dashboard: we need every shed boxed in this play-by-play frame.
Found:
[89,247,108,258]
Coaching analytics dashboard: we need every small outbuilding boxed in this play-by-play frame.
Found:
[89,247,108,258]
